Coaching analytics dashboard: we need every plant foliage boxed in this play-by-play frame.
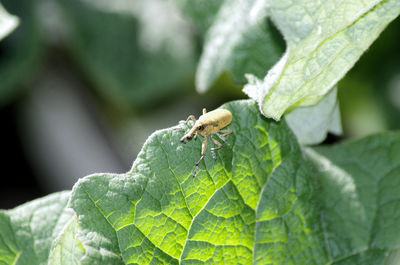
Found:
[1,0,400,264]
[1,101,400,264]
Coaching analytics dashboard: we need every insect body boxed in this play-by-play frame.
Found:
[178,108,232,176]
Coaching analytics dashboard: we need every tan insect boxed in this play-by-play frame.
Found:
[177,108,232,176]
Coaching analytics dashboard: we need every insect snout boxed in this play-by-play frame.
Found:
[180,135,191,144]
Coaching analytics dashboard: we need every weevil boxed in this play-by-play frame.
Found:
[177,108,232,176]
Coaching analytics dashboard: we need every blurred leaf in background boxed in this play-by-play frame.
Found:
[174,0,225,32]
[0,0,207,201]
[59,0,197,110]
[0,0,43,105]
[0,3,18,41]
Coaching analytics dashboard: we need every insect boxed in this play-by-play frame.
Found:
[177,108,232,176]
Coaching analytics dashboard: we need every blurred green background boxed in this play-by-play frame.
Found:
[0,0,399,209]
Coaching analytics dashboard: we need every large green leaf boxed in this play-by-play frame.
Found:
[0,3,18,41]
[306,133,400,264]
[243,0,400,120]
[68,101,400,264]
[0,192,73,265]
[60,0,195,110]
[174,0,225,32]
[69,100,328,264]
[1,102,400,264]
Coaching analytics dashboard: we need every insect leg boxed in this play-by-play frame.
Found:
[217,129,232,142]
[185,115,197,124]
[174,115,196,131]
[193,136,207,176]
[210,136,222,160]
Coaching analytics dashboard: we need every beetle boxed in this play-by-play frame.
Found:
[177,108,232,176]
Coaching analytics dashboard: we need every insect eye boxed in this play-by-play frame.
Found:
[198,125,205,131]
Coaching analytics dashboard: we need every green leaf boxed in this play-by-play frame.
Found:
[305,133,400,264]
[3,103,398,265]
[243,0,400,120]
[48,216,85,265]
[70,100,328,264]
[0,3,18,41]
[285,87,342,145]
[0,192,73,265]
[60,0,195,109]
[192,0,285,92]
